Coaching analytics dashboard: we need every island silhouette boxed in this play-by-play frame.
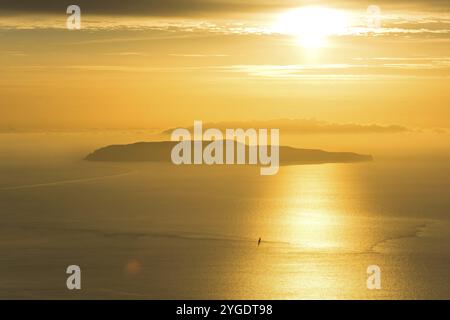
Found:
[85,141,373,165]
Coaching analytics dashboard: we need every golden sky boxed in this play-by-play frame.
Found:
[0,0,449,131]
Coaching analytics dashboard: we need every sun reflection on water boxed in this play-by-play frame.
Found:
[273,164,348,251]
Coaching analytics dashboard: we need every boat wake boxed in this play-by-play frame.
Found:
[0,171,135,191]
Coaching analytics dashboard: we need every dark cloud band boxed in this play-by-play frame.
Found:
[0,0,448,16]
[0,0,276,16]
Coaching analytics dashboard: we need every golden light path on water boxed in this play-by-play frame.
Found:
[272,165,351,299]
[215,165,364,299]
[216,163,422,299]
[271,165,347,249]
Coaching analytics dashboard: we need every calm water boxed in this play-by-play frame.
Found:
[0,138,449,299]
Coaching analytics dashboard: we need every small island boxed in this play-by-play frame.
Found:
[85,141,373,165]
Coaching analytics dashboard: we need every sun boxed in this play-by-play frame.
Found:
[274,7,349,49]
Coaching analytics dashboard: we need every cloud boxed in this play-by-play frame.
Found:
[4,60,449,80]
[0,50,29,56]
[1,0,450,17]
[432,127,448,134]
[169,53,228,57]
[1,4,449,39]
[162,119,414,135]
[103,52,151,56]
[224,62,450,80]
[0,0,276,16]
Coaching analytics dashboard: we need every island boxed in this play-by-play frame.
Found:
[85,141,373,165]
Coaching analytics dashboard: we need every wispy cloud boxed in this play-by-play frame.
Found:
[103,52,151,57]
[4,60,449,81]
[0,50,29,57]
[1,9,449,39]
[169,53,228,57]
[224,61,450,79]
[162,119,415,135]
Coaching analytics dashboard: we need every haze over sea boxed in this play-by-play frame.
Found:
[0,133,449,299]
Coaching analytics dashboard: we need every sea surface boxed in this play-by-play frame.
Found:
[0,134,449,299]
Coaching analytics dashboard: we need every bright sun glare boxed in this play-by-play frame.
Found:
[274,7,349,49]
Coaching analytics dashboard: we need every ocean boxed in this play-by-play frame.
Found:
[0,134,449,299]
